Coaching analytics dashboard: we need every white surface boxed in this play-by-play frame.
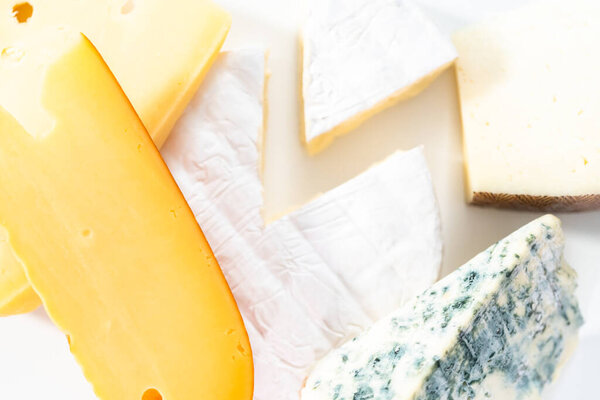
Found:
[162,49,441,400]
[301,0,456,145]
[0,0,598,399]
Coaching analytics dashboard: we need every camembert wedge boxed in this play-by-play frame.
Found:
[301,0,456,154]
[455,0,600,210]
[302,215,582,400]
[0,30,252,400]
[162,50,443,399]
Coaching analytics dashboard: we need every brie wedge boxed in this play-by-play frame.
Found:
[455,0,600,211]
[301,0,457,154]
[302,215,583,400]
[162,50,443,399]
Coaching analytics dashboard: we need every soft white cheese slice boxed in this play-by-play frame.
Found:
[302,215,583,400]
[301,0,457,154]
[161,49,443,400]
[454,0,600,211]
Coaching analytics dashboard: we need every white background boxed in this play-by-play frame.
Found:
[0,0,598,398]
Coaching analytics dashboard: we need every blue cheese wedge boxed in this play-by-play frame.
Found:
[301,0,456,154]
[302,215,583,400]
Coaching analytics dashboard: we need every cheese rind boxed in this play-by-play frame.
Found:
[302,215,583,400]
[162,50,442,400]
[301,0,456,154]
[455,0,600,210]
[0,0,231,316]
[0,33,252,400]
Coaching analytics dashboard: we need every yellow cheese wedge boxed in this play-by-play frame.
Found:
[0,30,252,400]
[0,0,231,146]
[0,0,231,316]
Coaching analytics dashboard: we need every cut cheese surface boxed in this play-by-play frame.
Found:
[0,0,231,316]
[454,0,600,211]
[0,32,252,400]
[162,49,442,399]
[301,0,456,154]
[302,215,583,400]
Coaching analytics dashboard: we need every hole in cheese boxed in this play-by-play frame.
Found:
[142,388,162,400]
[237,342,247,356]
[12,2,33,23]
[1,47,25,63]
[121,0,135,15]
[81,229,92,238]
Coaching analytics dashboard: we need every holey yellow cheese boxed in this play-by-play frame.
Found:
[0,0,230,315]
[1,0,230,146]
[0,31,253,400]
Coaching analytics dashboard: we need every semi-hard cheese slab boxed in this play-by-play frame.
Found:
[0,0,230,146]
[301,0,456,154]
[162,50,443,399]
[0,0,231,316]
[454,0,600,211]
[302,215,583,400]
[0,32,252,400]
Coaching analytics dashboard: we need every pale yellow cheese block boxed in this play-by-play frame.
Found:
[0,0,231,315]
[0,31,252,399]
[0,0,231,146]
[455,0,600,210]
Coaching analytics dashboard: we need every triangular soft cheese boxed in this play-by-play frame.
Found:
[162,49,443,399]
[301,0,457,154]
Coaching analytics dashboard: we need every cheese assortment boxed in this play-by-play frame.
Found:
[302,215,583,400]
[161,50,443,399]
[454,0,600,211]
[0,0,596,398]
[0,0,231,316]
[0,30,252,400]
[301,0,457,154]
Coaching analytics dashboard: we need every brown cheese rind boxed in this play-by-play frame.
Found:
[471,192,600,212]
